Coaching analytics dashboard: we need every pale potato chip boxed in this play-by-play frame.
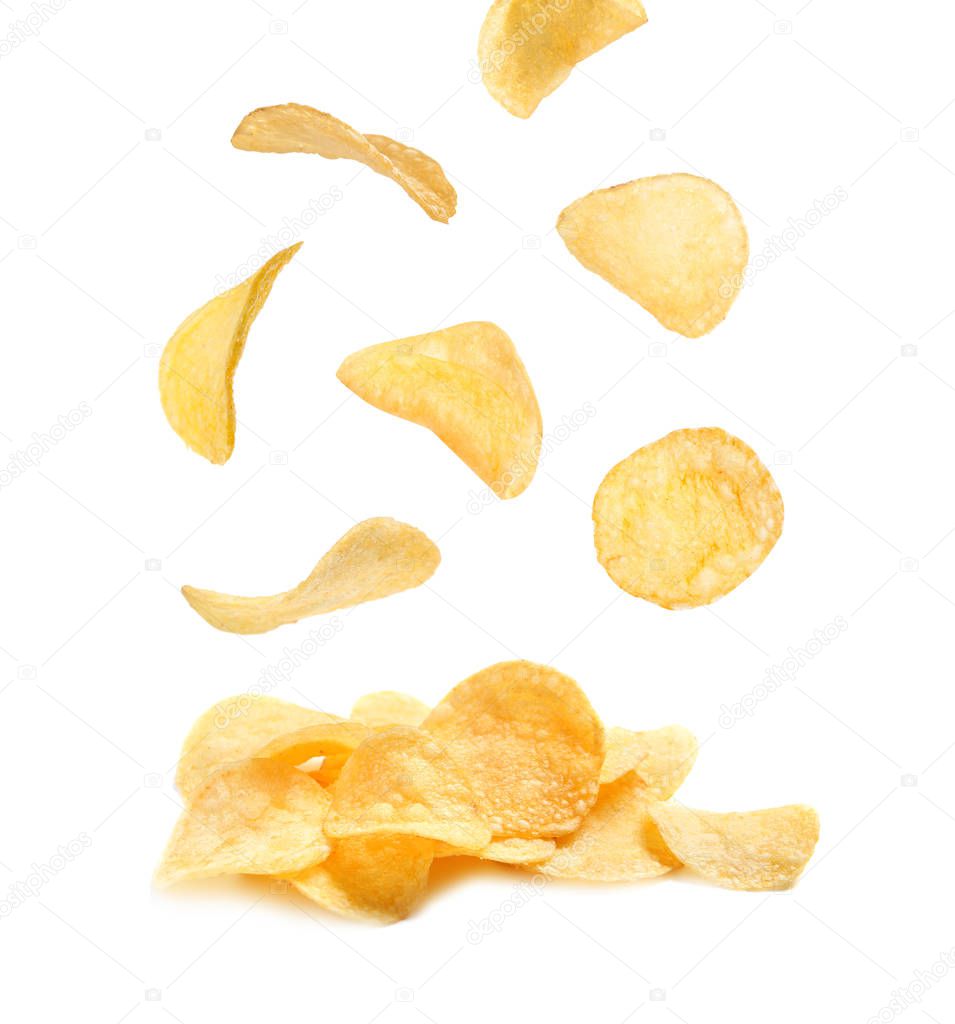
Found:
[538,772,679,881]
[255,721,370,765]
[435,837,556,864]
[649,802,820,890]
[182,517,440,634]
[289,835,434,923]
[423,661,604,837]
[232,104,456,222]
[558,174,749,337]
[324,726,491,851]
[155,759,331,887]
[159,243,300,464]
[593,427,783,609]
[479,0,647,118]
[337,322,542,499]
[351,691,431,729]
[601,725,698,797]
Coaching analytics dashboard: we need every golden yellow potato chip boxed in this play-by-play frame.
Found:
[182,517,440,634]
[289,835,434,923]
[351,691,431,729]
[255,721,370,765]
[593,427,783,609]
[423,661,604,837]
[558,174,749,337]
[307,754,349,787]
[324,726,491,851]
[159,243,300,464]
[337,322,542,500]
[435,837,556,864]
[232,104,456,222]
[479,0,647,118]
[176,694,339,797]
[649,802,820,890]
[155,759,331,887]
[601,725,698,797]
[539,772,679,881]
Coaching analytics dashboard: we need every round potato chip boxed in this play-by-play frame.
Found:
[593,428,783,609]
[351,691,431,729]
[601,724,698,798]
[558,174,748,337]
[434,837,556,864]
[255,721,371,765]
[423,661,604,838]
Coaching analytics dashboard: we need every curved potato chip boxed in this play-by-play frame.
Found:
[435,837,556,864]
[593,428,783,609]
[182,517,440,634]
[176,694,339,797]
[159,243,300,464]
[289,835,434,923]
[255,721,370,765]
[601,725,698,798]
[155,759,331,887]
[649,802,820,891]
[423,661,604,837]
[232,104,456,222]
[479,0,647,118]
[558,174,749,337]
[324,726,491,851]
[539,773,679,881]
[337,322,542,499]
[351,691,431,729]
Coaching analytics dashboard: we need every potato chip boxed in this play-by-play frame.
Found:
[176,694,339,798]
[337,322,542,500]
[255,721,370,765]
[324,726,491,851]
[479,0,647,118]
[539,772,679,881]
[155,759,331,887]
[232,104,456,222]
[435,837,556,864]
[159,243,300,464]
[423,661,604,837]
[601,724,698,797]
[182,517,440,634]
[289,835,434,923]
[558,174,749,337]
[307,754,349,788]
[351,691,431,729]
[649,802,820,890]
[593,428,783,609]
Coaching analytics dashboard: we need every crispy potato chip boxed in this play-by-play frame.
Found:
[649,802,820,890]
[176,694,339,797]
[307,754,349,787]
[351,691,431,729]
[479,0,647,118]
[337,322,542,500]
[423,661,604,837]
[593,427,783,609]
[539,772,679,881]
[156,759,331,887]
[324,726,491,851]
[289,835,433,923]
[435,837,556,864]
[255,721,370,765]
[182,517,440,634]
[232,104,456,222]
[601,725,698,797]
[558,174,749,337]
[159,243,300,464]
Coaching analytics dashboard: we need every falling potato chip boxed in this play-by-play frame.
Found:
[423,661,604,837]
[593,427,783,609]
[337,322,542,500]
[558,174,749,337]
[255,721,370,765]
[435,837,556,864]
[182,517,440,634]
[159,243,300,464]
[539,772,679,881]
[601,725,698,798]
[479,0,647,118]
[232,104,456,222]
[649,802,820,890]
[351,691,431,729]
[324,726,491,851]
[156,759,331,887]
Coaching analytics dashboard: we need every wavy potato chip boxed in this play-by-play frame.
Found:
[156,759,331,887]
[351,691,431,729]
[423,661,604,837]
[479,0,647,118]
[159,243,300,464]
[182,517,440,634]
[337,322,542,500]
[558,174,749,337]
[593,428,783,609]
[649,802,820,890]
[255,721,370,765]
[435,837,556,864]
[232,104,456,222]
[601,724,698,797]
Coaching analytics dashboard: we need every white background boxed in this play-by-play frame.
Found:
[1,0,953,1021]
